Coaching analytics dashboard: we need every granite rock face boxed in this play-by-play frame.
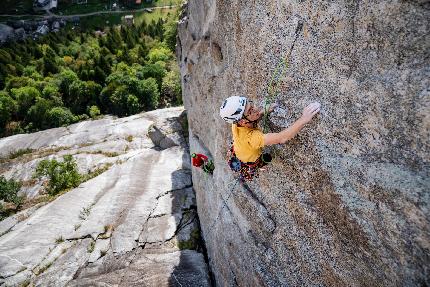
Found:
[178,1,429,286]
[0,107,210,286]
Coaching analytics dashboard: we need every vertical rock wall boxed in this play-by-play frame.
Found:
[178,0,429,286]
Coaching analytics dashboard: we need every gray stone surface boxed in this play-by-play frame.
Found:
[0,107,210,286]
[34,239,92,287]
[88,239,110,263]
[68,249,210,287]
[178,1,429,286]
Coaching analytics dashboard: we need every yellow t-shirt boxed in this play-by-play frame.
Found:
[232,124,264,163]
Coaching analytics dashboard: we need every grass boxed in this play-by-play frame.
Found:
[2,159,112,222]
[0,0,181,16]
[55,236,64,244]
[134,8,176,25]
[103,225,110,233]
[87,240,95,253]
[80,150,119,157]
[139,0,182,8]
[79,12,124,30]
[20,279,31,287]
[35,262,52,275]
[81,163,113,182]
[0,148,34,163]
[57,0,181,15]
[78,204,93,220]
[0,146,72,166]
[56,0,109,16]
[98,224,113,239]
[177,227,200,250]
[77,8,176,31]
[1,2,177,30]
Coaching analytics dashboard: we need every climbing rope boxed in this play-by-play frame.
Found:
[205,178,240,235]
[172,272,183,287]
[262,20,304,133]
[197,21,305,238]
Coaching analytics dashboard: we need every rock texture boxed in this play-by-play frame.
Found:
[0,107,210,286]
[178,1,429,286]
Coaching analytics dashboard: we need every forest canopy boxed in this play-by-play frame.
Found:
[0,12,181,137]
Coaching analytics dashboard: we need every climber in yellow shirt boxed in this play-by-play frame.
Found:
[220,96,320,180]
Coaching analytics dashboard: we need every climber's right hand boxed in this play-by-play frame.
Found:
[300,102,321,124]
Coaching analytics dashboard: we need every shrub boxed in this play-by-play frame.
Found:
[88,105,100,118]
[0,91,17,134]
[137,77,159,110]
[147,47,173,63]
[47,107,75,127]
[27,97,56,130]
[0,176,23,205]
[33,155,81,196]
[161,69,182,106]
[10,86,40,119]
[6,148,34,160]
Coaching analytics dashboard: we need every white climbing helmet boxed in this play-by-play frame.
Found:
[219,96,247,124]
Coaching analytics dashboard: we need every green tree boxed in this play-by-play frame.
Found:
[22,66,43,81]
[147,47,173,63]
[94,66,107,84]
[0,176,23,206]
[137,77,160,110]
[0,92,18,134]
[47,107,75,127]
[69,80,102,114]
[106,85,140,116]
[58,69,79,102]
[42,84,63,106]
[27,97,55,130]
[33,155,81,196]
[0,49,14,89]
[161,69,182,106]
[88,105,100,118]
[4,76,37,92]
[10,86,41,120]
[139,62,167,89]
[42,45,59,75]
[163,17,178,51]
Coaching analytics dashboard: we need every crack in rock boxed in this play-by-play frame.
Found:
[156,185,194,199]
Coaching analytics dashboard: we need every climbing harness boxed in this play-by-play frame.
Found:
[227,145,271,182]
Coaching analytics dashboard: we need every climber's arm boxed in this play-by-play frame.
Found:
[263,119,306,145]
[263,102,320,146]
